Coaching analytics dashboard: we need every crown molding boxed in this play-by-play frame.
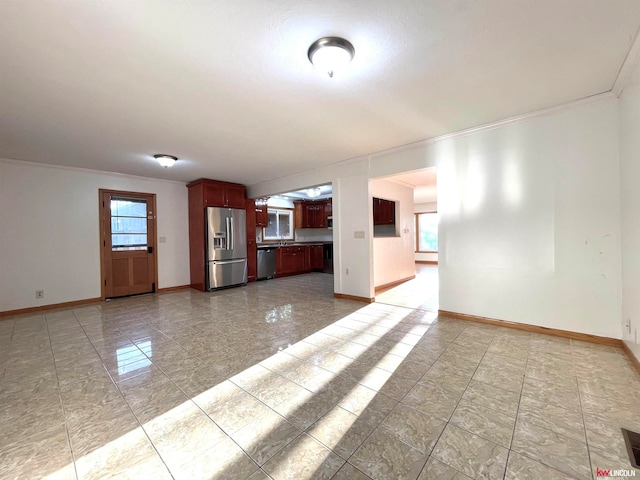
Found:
[365,92,615,165]
[612,24,640,97]
[0,157,188,186]
[432,91,615,144]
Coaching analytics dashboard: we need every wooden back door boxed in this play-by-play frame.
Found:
[100,190,157,299]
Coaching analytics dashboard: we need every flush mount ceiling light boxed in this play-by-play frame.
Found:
[306,187,322,198]
[308,37,355,78]
[154,154,178,168]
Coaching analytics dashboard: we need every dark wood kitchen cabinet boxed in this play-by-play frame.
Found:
[255,203,268,227]
[276,246,306,277]
[324,198,332,218]
[310,245,324,271]
[245,199,257,282]
[187,178,246,209]
[187,178,246,291]
[294,200,330,228]
[373,197,395,225]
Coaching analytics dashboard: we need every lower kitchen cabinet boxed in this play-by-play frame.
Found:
[275,244,326,277]
[310,245,323,271]
[276,246,306,276]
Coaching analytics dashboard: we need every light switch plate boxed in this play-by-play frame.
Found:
[354,231,365,239]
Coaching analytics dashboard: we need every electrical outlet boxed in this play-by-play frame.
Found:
[36,290,44,299]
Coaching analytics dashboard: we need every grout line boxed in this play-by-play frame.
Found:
[504,335,531,480]
[44,313,79,480]
[573,343,595,480]
[76,314,176,479]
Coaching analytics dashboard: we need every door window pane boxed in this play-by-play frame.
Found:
[111,199,146,217]
[111,217,147,234]
[112,234,147,248]
[110,198,148,250]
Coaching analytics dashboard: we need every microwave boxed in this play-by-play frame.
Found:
[327,216,333,229]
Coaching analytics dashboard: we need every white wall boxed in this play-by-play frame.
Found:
[333,172,373,298]
[371,179,415,287]
[619,59,640,361]
[436,98,622,338]
[295,228,333,243]
[0,159,190,312]
[249,95,623,338]
[414,202,438,263]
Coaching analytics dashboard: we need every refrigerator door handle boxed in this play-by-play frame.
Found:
[230,216,234,251]
[211,258,246,265]
[225,217,230,251]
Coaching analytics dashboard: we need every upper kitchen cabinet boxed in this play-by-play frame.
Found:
[254,200,269,227]
[294,200,330,228]
[324,198,332,218]
[373,197,396,225]
[187,178,246,209]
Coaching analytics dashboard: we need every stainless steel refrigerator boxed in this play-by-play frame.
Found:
[206,207,247,290]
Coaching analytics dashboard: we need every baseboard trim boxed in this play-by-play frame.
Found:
[438,310,622,347]
[0,285,192,318]
[0,297,103,318]
[416,260,438,265]
[157,284,191,293]
[375,275,416,295]
[334,293,375,303]
[622,342,640,376]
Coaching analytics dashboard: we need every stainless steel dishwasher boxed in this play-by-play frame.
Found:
[257,247,277,280]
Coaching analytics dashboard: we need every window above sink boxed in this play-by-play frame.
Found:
[263,208,294,241]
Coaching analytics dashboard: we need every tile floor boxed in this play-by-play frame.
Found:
[1,272,639,479]
[375,264,438,312]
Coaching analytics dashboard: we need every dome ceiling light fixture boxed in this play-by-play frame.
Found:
[308,37,355,78]
[306,187,322,198]
[154,154,178,168]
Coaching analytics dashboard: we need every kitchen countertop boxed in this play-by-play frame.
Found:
[257,241,332,249]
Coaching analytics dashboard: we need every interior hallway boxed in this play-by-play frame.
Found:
[1,273,639,479]
[375,264,439,312]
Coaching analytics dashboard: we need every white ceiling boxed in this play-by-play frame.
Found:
[1,1,639,186]
[386,169,438,204]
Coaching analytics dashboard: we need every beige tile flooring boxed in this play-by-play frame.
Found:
[375,263,438,311]
[1,271,639,479]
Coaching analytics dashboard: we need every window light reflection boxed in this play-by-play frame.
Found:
[265,304,292,323]
[44,303,437,479]
[116,340,151,375]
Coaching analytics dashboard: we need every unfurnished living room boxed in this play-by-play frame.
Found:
[1,2,640,479]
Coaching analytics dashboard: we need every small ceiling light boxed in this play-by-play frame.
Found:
[306,187,322,198]
[308,37,355,78]
[154,154,177,168]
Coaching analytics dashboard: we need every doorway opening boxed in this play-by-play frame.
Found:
[371,167,438,311]
[99,189,158,299]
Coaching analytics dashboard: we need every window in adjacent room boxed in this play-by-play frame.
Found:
[264,208,294,240]
[415,212,438,252]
